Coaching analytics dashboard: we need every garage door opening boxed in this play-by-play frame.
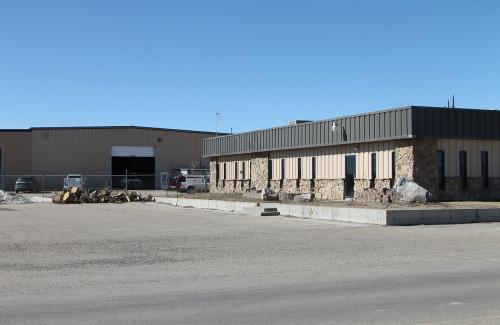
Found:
[111,146,155,190]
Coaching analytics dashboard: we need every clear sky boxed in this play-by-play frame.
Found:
[0,0,499,133]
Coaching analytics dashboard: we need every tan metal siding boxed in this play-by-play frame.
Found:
[0,131,32,175]
[257,140,395,180]
[437,139,500,177]
[30,128,213,176]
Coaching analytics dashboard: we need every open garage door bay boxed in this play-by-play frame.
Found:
[111,146,155,189]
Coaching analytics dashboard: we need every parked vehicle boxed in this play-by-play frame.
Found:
[63,174,86,190]
[168,168,209,190]
[178,175,210,194]
[15,177,40,193]
[121,176,143,189]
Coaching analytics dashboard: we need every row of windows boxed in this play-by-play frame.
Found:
[436,150,489,190]
[216,152,396,189]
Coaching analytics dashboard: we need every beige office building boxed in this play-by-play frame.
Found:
[204,106,500,201]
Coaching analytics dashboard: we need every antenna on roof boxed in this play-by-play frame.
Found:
[446,95,455,109]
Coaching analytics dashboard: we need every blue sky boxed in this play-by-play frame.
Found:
[0,0,499,133]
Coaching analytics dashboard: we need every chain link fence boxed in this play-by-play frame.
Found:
[0,174,161,192]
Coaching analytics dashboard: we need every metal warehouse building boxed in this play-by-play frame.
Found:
[0,126,217,190]
[204,106,500,201]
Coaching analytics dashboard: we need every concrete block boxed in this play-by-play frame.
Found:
[386,209,423,226]
[477,209,500,222]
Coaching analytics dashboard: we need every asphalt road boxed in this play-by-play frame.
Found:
[1,203,500,324]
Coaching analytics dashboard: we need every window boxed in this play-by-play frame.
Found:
[370,152,376,189]
[223,163,227,180]
[216,162,220,186]
[312,157,316,180]
[249,161,252,187]
[242,161,246,179]
[459,151,467,189]
[311,157,316,190]
[234,162,238,188]
[390,151,396,187]
[280,159,285,189]
[481,151,489,189]
[436,151,445,190]
[267,160,272,186]
[297,158,302,188]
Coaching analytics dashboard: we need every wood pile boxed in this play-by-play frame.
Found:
[52,187,155,204]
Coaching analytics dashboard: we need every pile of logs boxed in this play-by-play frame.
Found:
[52,187,155,204]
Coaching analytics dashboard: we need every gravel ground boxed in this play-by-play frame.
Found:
[1,203,500,324]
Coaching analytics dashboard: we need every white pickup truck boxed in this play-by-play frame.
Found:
[179,175,210,194]
[63,174,86,190]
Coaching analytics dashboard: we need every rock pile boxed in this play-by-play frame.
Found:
[356,188,393,204]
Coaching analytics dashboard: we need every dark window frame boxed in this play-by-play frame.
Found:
[390,151,396,188]
[296,158,302,189]
[280,159,285,189]
[311,157,317,180]
[311,156,316,190]
[215,162,220,186]
[459,151,467,190]
[436,150,445,191]
[370,152,376,189]
[267,159,272,187]
[481,151,489,189]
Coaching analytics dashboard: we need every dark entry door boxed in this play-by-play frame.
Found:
[345,155,356,198]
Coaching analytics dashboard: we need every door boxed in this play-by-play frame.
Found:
[345,155,356,198]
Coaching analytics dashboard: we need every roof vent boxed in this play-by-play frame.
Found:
[288,120,312,126]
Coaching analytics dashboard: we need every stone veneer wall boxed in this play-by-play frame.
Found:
[211,139,499,201]
[299,180,313,193]
[282,179,299,194]
[250,155,269,190]
[412,139,439,194]
[438,177,500,201]
[375,179,392,190]
[395,140,414,179]
[354,179,371,197]
[269,180,281,192]
[314,179,344,200]
[209,159,221,193]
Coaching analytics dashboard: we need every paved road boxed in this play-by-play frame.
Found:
[1,203,500,324]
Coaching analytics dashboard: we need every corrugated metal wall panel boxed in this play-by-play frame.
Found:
[204,107,500,157]
[437,139,500,178]
[204,107,415,157]
[29,128,213,180]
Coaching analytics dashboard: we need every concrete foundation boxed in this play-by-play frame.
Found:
[155,197,500,226]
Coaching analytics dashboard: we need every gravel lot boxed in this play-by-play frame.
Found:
[1,203,500,324]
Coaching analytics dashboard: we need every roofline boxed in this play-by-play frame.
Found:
[0,125,225,135]
[206,105,499,140]
[0,129,32,132]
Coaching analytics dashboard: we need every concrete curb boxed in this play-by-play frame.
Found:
[154,197,500,226]
[154,197,258,211]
